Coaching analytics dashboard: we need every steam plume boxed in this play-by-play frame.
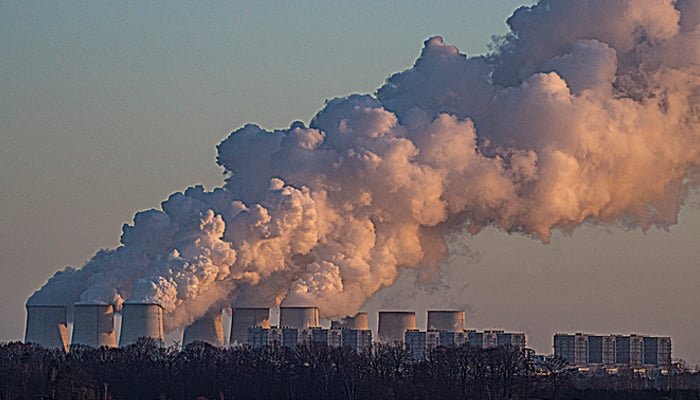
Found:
[29,0,700,331]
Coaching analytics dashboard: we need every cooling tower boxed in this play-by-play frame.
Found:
[118,302,164,347]
[24,305,69,352]
[378,311,416,343]
[427,310,466,332]
[71,303,116,348]
[279,306,319,329]
[182,311,224,347]
[341,312,369,330]
[230,307,270,345]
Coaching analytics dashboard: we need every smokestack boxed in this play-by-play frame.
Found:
[230,307,270,346]
[341,312,369,330]
[378,311,416,343]
[182,311,224,347]
[118,302,164,347]
[71,303,116,348]
[24,305,69,352]
[279,306,319,329]
[427,310,466,332]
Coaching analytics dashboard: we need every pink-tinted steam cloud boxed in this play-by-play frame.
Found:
[29,0,700,332]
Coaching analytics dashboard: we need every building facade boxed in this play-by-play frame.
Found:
[247,326,371,352]
[466,329,526,349]
[406,329,527,359]
[554,333,671,369]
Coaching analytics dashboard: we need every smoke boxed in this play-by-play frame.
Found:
[28,0,700,331]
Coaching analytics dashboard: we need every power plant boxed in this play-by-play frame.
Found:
[230,307,270,345]
[21,302,677,371]
[118,302,165,347]
[71,303,116,348]
[22,304,530,359]
[24,305,69,352]
[378,311,416,343]
[279,306,319,329]
[427,310,466,332]
[182,311,224,347]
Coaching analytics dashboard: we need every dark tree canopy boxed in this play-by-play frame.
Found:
[1,341,698,400]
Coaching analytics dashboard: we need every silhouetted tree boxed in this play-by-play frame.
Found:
[3,341,700,399]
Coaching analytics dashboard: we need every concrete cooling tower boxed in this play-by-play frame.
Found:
[230,307,270,345]
[24,305,69,352]
[279,306,319,330]
[118,302,164,347]
[71,303,117,348]
[427,310,466,332]
[182,311,224,347]
[378,311,416,343]
[341,312,369,330]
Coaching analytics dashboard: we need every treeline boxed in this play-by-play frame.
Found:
[1,340,699,400]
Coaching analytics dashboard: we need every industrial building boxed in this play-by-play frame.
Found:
[405,330,444,360]
[246,309,372,352]
[341,328,373,352]
[40,301,690,371]
[463,329,526,349]
[554,333,672,369]
[400,309,527,359]
[247,325,372,351]
[406,328,527,359]
[248,326,301,348]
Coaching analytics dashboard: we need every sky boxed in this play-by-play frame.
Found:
[2,1,700,365]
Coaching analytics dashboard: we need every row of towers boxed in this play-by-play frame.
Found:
[24,303,326,350]
[377,310,466,341]
[25,303,466,350]
[25,303,165,351]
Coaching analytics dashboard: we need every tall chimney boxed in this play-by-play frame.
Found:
[427,310,466,332]
[24,305,69,352]
[378,311,416,343]
[118,302,164,347]
[230,307,270,346]
[182,311,224,347]
[71,303,116,348]
[279,306,319,330]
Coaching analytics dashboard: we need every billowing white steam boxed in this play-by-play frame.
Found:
[29,0,700,331]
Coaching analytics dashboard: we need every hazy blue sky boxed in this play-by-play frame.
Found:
[3,1,699,364]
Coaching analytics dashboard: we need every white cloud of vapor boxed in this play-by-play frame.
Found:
[29,0,700,332]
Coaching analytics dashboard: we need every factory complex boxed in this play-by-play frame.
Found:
[23,303,673,370]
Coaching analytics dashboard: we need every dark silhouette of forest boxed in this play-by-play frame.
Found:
[1,340,699,400]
